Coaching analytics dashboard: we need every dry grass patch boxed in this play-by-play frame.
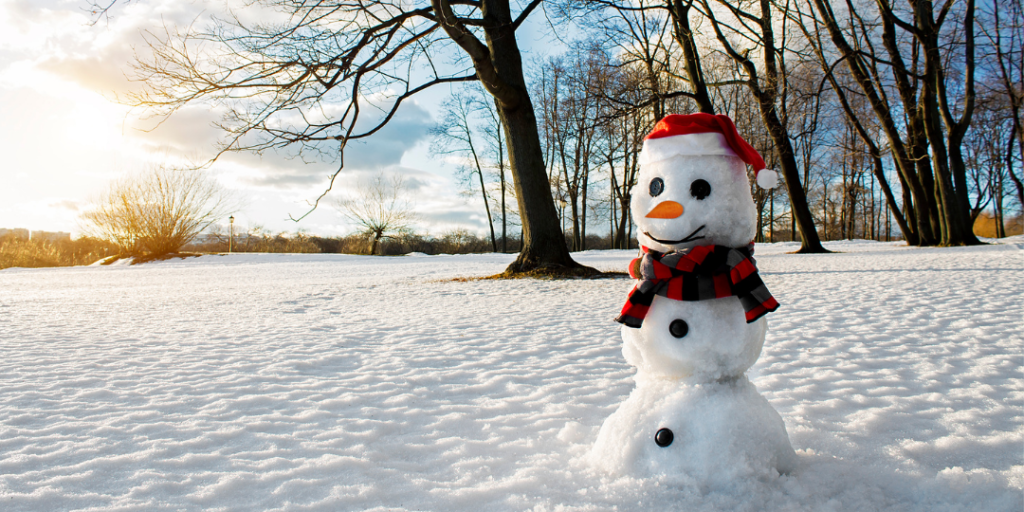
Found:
[437,269,629,283]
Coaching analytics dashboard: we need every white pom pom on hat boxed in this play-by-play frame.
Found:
[756,168,779,189]
[640,113,779,189]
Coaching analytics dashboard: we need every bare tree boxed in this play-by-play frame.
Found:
[964,86,1020,236]
[572,0,717,116]
[539,46,607,251]
[335,172,415,255]
[980,0,1024,208]
[81,166,236,257]
[695,0,828,253]
[797,0,983,246]
[431,90,499,252]
[129,0,595,275]
[477,99,518,252]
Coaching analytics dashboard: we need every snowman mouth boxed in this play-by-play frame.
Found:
[644,225,706,245]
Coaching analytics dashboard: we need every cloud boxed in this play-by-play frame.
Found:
[223,102,437,189]
[10,0,437,192]
[0,0,485,237]
[129,106,227,156]
[417,206,492,231]
[338,165,438,190]
[24,0,236,98]
[343,103,434,169]
[3,0,39,24]
[49,199,82,212]
[36,51,135,97]
[304,163,494,236]
[0,1,87,50]
[243,169,336,188]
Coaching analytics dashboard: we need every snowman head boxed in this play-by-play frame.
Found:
[631,114,777,253]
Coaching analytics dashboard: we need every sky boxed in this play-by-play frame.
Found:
[0,0,566,238]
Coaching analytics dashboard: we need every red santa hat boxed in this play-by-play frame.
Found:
[639,113,779,189]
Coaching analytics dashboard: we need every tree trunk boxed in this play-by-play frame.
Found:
[468,136,498,252]
[704,0,827,253]
[761,105,828,252]
[369,233,381,255]
[822,179,829,241]
[496,115,508,253]
[478,0,591,273]
[478,168,497,252]
[669,0,715,114]
[809,0,942,245]
[435,0,590,273]
[872,155,912,242]
[495,98,582,271]
[916,0,979,245]
[1009,117,1024,206]
[581,160,589,251]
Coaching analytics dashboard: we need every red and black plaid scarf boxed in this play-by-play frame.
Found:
[616,244,779,327]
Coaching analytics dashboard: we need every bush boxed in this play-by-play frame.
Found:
[0,235,119,270]
[973,212,1024,238]
[186,226,548,257]
[432,229,494,254]
[188,227,322,254]
[80,166,236,257]
[301,229,520,256]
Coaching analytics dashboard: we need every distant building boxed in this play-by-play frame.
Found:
[30,231,71,242]
[0,228,30,239]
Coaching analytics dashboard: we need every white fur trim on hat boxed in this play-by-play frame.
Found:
[756,168,779,189]
[639,132,738,166]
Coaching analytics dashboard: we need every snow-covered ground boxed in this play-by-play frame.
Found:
[1,239,1021,511]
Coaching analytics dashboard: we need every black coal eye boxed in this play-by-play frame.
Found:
[690,179,711,200]
[649,177,664,197]
[669,319,689,338]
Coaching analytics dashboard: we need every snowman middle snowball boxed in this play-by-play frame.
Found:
[590,113,796,482]
[624,151,764,382]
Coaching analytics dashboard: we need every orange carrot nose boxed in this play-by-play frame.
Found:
[646,201,684,219]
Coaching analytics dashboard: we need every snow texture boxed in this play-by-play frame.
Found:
[1,239,1022,511]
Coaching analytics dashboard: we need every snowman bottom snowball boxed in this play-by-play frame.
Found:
[589,377,798,483]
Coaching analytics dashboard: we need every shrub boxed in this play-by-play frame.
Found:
[0,235,119,270]
[80,166,236,257]
[188,227,321,254]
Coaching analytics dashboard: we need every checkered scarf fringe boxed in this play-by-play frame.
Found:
[615,244,779,328]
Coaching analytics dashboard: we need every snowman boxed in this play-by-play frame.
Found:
[590,113,797,484]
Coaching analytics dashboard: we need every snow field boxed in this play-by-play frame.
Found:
[0,240,1021,511]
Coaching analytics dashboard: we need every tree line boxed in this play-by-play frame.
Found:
[0,235,119,270]
[430,0,1022,252]
[120,0,1021,271]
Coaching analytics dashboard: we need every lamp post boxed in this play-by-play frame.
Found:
[559,198,567,234]
[229,215,234,253]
